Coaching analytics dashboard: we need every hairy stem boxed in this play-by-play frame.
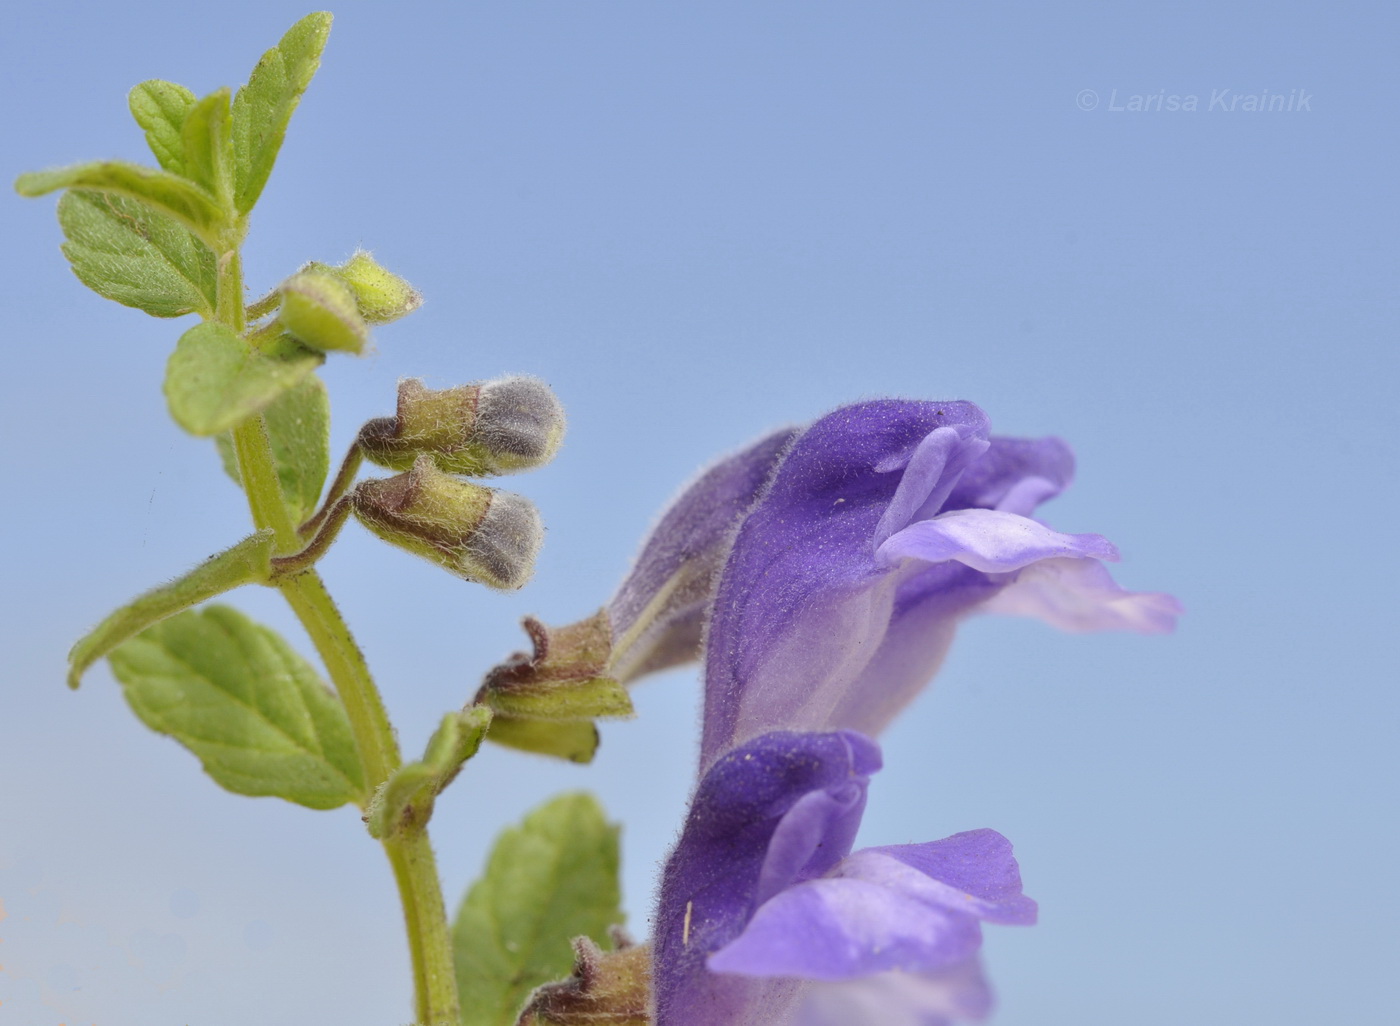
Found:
[217,243,461,1025]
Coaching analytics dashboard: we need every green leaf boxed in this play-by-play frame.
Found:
[67,530,275,689]
[484,675,634,722]
[181,88,235,204]
[486,716,600,764]
[231,12,332,214]
[165,321,323,436]
[107,605,365,810]
[129,80,197,175]
[366,706,492,838]
[453,793,624,1026]
[216,374,331,522]
[56,190,216,318]
[15,161,224,239]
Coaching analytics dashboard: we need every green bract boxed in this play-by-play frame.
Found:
[483,674,634,722]
[165,321,323,436]
[107,605,366,810]
[367,706,493,839]
[453,794,625,1026]
[486,716,602,764]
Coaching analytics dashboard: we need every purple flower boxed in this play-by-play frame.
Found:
[701,399,1181,765]
[653,730,1035,1025]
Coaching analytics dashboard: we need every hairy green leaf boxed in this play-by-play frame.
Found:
[231,12,332,214]
[107,605,365,809]
[486,715,600,764]
[181,88,235,203]
[367,706,492,838]
[454,793,624,1026]
[16,161,224,238]
[57,190,216,317]
[129,80,197,175]
[165,321,322,436]
[68,531,275,689]
[216,374,331,522]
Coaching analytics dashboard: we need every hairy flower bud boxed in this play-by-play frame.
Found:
[334,250,422,324]
[352,456,542,589]
[359,376,565,476]
[277,268,369,354]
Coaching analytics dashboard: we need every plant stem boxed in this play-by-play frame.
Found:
[216,242,461,1025]
[280,572,461,1024]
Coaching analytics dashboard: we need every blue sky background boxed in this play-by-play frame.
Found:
[2,2,1396,1024]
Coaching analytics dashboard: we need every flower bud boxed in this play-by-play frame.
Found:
[359,376,565,477]
[278,268,369,354]
[352,456,542,589]
[334,250,422,324]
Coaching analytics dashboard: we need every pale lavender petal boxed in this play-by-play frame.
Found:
[607,427,797,681]
[876,508,1119,573]
[710,832,1033,980]
[708,875,982,979]
[653,730,881,1026]
[852,831,1038,926]
[981,556,1183,634]
[795,960,994,1026]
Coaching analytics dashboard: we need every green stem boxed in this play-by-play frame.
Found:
[215,243,247,332]
[280,573,460,1023]
[216,242,461,1025]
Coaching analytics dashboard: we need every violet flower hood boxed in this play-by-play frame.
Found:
[701,399,1180,765]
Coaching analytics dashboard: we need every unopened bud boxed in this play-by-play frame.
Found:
[352,456,542,589]
[334,250,422,324]
[360,376,565,476]
[278,269,369,354]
